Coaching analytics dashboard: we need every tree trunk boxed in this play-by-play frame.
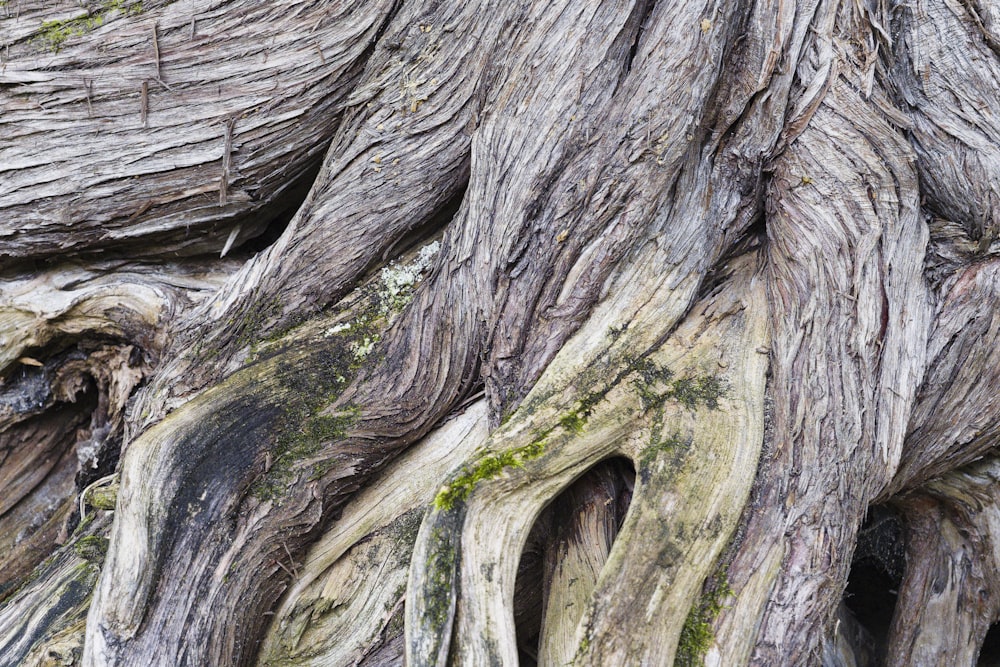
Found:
[3,0,1000,665]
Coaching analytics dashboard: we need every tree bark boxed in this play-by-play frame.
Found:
[3,0,1000,665]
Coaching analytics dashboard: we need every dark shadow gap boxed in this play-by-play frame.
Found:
[0,384,98,603]
[979,621,1000,666]
[844,504,906,663]
[622,0,660,78]
[513,456,636,666]
[382,181,468,264]
[232,158,326,257]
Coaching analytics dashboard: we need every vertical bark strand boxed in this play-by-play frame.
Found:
[405,251,768,665]
[574,259,769,665]
[480,0,751,420]
[886,259,1000,496]
[886,459,1000,666]
[888,0,1000,244]
[716,3,930,661]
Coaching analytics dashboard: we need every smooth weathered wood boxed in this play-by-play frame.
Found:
[407,252,769,665]
[0,259,231,605]
[0,512,113,666]
[256,401,488,666]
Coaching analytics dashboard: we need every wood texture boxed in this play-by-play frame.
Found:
[0,0,392,262]
[2,0,1000,664]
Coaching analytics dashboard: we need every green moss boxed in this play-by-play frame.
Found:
[73,535,109,563]
[235,270,416,499]
[389,509,423,557]
[72,513,95,538]
[235,295,284,352]
[37,1,142,52]
[433,440,545,511]
[424,526,458,628]
[455,355,724,511]
[251,405,360,501]
[86,483,118,511]
[667,374,727,410]
[248,317,380,501]
[674,574,732,667]
[558,410,586,434]
[242,255,436,502]
[607,323,628,340]
[384,583,408,636]
[639,431,690,471]
[625,353,727,413]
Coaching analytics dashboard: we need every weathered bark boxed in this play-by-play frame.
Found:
[3,0,1000,665]
[885,458,1000,666]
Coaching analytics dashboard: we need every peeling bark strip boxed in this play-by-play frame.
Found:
[4,0,1000,664]
[220,116,235,207]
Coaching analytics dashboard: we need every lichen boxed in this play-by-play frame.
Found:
[674,573,732,667]
[374,241,439,316]
[37,1,142,52]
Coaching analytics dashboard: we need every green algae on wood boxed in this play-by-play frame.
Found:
[37,1,143,52]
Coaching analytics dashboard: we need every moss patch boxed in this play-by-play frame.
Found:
[248,324,373,501]
[639,431,691,472]
[627,354,727,412]
[447,352,725,510]
[37,1,142,52]
[675,573,732,667]
[245,242,441,502]
[433,440,545,511]
[424,525,459,628]
[86,483,118,511]
[73,535,109,563]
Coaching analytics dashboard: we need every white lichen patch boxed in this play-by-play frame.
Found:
[325,322,352,337]
[376,240,440,316]
[322,240,440,352]
[351,335,380,361]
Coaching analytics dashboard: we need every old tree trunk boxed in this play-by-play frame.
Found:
[3,0,1000,664]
